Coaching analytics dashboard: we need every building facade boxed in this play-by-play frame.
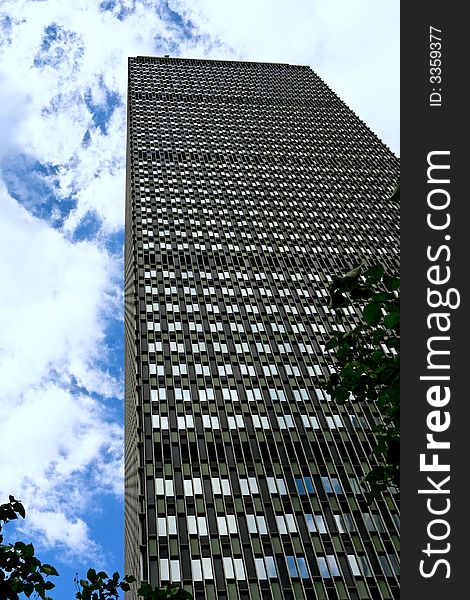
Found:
[124,56,399,600]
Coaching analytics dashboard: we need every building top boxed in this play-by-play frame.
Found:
[129,55,310,69]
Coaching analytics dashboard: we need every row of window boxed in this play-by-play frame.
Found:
[151,413,346,431]
[155,476,351,497]
[157,551,399,583]
[154,510,388,538]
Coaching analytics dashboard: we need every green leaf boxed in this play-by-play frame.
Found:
[363,302,381,326]
[325,337,339,351]
[41,564,59,577]
[12,502,26,519]
[384,275,400,291]
[383,312,400,329]
[371,292,389,302]
[365,263,384,285]
[138,581,153,597]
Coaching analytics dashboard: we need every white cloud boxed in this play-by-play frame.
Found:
[26,510,101,563]
[0,187,120,397]
[0,0,176,233]
[0,185,122,556]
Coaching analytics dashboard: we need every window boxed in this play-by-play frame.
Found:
[202,557,213,580]
[334,514,345,533]
[296,476,314,494]
[297,557,309,579]
[160,559,169,581]
[170,560,180,581]
[223,557,234,579]
[265,556,277,578]
[286,556,298,578]
[217,515,238,535]
[191,559,203,581]
[327,555,340,577]
[255,558,267,580]
[347,554,361,577]
[358,555,372,577]
[155,478,174,496]
[305,514,316,533]
[233,558,246,580]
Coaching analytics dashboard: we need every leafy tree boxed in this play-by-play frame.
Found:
[75,569,192,600]
[1,497,192,600]
[0,496,58,600]
[325,262,400,502]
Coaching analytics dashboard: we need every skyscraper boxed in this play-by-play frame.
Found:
[125,56,399,600]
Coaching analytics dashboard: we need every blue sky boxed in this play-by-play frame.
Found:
[0,1,399,597]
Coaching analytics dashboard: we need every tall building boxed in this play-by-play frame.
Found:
[124,56,399,600]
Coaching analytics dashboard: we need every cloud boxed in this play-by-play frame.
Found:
[0,187,120,396]
[0,0,174,235]
[0,185,122,556]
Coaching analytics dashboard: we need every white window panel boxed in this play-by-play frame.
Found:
[187,516,197,535]
[184,480,193,496]
[211,478,221,494]
[155,478,164,496]
[265,557,277,578]
[255,558,267,580]
[247,515,257,533]
[197,516,208,536]
[347,554,361,576]
[157,517,167,537]
[193,478,203,495]
[233,559,246,580]
[240,479,249,495]
[160,559,169,581]
[170,560,180,582]
[286,514,297,533]
[277,479,287,495]
[202,558,213,580]
[227,515,237,534]
[168,516,177,535]
[267,477,277,493]
[217,516,228,536]
[191,559,202,581]
[256,516,267,535]
[223,557,234,579]
[276,515,287,534]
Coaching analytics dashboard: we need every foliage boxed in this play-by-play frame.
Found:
[75,569,192,600]
[0,496,58,600]
[325,262,400,502]
[1,497,192,600]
